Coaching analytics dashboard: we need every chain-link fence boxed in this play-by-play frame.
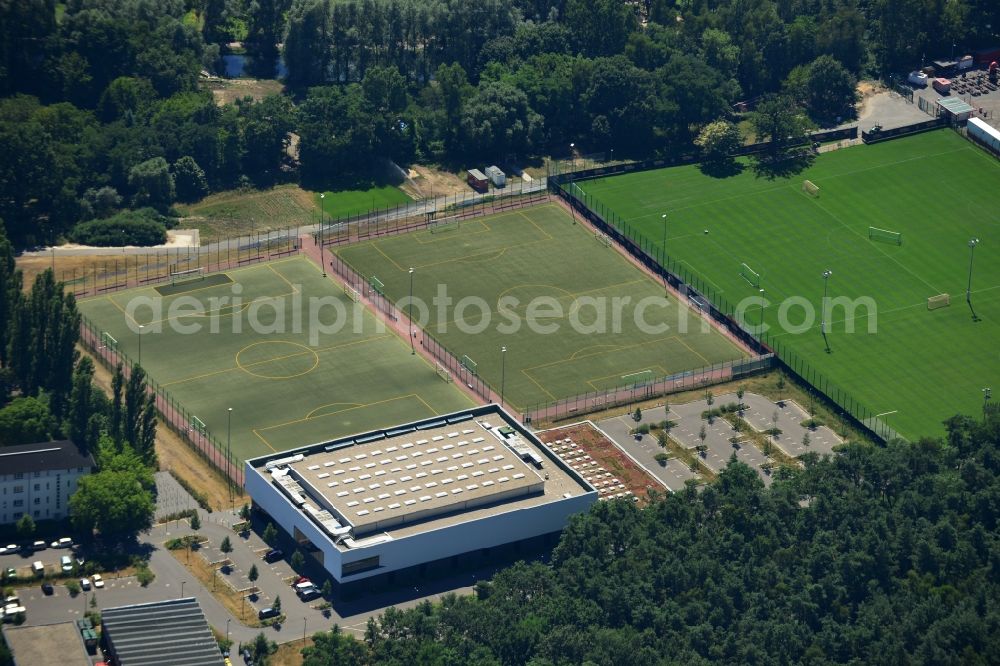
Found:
[61,227,301,300]
[524,355,774,424]
[549,171,901,442]
[79,315,243,489]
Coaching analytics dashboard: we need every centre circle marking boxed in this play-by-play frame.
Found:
[235,341,319,379]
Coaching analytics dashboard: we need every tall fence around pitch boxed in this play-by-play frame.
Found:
[79,315,243,488]
[60,227,302,300]
[319,243,504,412]
[314,185,549,248]
[524,356,774,423]
[548,173,900,443]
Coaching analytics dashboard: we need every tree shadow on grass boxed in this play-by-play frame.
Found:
[698,159,745,179]
[750,150,816,180]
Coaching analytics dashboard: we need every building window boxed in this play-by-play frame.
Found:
[33,498,41,505]
[13,500,23,508]
[341,556,380,576]
[13,512,22,520]
[12,486,23,494]
[33,510,39,518]
[13,473,23,480]
[34,483,40,491]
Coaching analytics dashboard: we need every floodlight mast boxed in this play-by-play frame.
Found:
[821,270,833,334]
[967,237,979,306]
[661,213,668,295]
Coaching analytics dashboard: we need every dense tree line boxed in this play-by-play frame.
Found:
[0,219,156,539]
[302,413,1000,665]
[1,0,998,246]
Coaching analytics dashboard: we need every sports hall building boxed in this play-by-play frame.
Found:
[245,405,595,590]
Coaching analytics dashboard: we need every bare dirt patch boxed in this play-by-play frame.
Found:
[538,422,663,505]
[176,184,319,242]
[18,254,109,290]
[83,347,249,513]
[202,77,285,106]
[400,165,469,199]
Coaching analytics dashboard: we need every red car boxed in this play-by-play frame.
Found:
[293,576,310,586]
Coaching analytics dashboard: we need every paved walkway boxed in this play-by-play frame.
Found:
[12,476,478,648]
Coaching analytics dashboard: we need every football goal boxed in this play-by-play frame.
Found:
[436,363,453,383]
[429,217,461,234]
[368,275,385,296]
[927,293,950,310]
[344,285,361,302]
[460,354,478,375]
[869,226,902,245]
[739,262,761,288]
[802,180,819,197]
[170,266,204,285]
[191,415,207,435]
[100,331,118,350]
[621,369,653,386]
[595,231,612,247]
[566,182,586,200]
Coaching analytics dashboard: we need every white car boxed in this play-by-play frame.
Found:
[79,578,91,591]
[92,574,104,589]
[50,538,73,549]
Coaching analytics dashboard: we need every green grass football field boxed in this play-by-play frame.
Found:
[334,203,748,411]
[316,185,411,219]
[78,257,473,462]
[582,129,1000,438]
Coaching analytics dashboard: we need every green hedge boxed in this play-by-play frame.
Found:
[70,209,168,246]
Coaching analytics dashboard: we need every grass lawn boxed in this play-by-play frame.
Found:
[582,130,1000,439]
[176,185,319,242]
[334,203,748,411]
[316,185,412,220]
[77,257,473,463]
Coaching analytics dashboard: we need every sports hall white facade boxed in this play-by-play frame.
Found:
[245,405,595,584]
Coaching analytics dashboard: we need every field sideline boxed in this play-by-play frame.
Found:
[583,130,1000,438]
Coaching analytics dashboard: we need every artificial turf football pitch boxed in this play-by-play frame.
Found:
[334,203,748,411]
[581,129,1000,439]
[78,257,474,462]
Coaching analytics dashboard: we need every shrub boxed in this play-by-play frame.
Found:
[801,418,825,430]
[167,470,212,512]
[65,579,81,596]
[70,208,168,246]
[654,453,669,466]
[631,423,650,435]
[136,566,155,587]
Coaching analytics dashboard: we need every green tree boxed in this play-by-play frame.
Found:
[321,579,332,598]
[633,407,642,422]
[263,522,277,545]
[245,0,288,77]
[248,564,259,583]
[303,625,368,665]
[460,81,542,160]
[694,120,742,162]
[0,220,21,366]
[190,513,201,531]
[750,96,811,157]
[272,594,282,614]
[68,357,99,452]
[291,549,305,571]
[0,396,53,445]
[70,469,155,538]
[16,514,35,539]
[220,536,233,554]
[564,0,637,57]
[804,55,857,122]
[128,157,175,210]
[240,503,251,521]
[172,156,208,202]
[283,0,331,89]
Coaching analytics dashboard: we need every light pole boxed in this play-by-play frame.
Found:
[984,387,993,420]
[303,616,308,644]
[821,270,832,350]
[227,618,231,645]
[967,237,979,312]
[569,143,575,169]
[180,580,186,598]
[610,147,614,164]
[227,408,233,506]
[409,267,415,354]
[319,193,326,277]
[500,346,507,407]
[137,324,144,367]
[758,288,766,333]
[661,213,669,295]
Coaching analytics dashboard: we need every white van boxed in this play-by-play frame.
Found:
[32,561,45,576]
[60,555,73,573]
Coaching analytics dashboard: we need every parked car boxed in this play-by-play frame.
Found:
[80,578,91,591]
[297,586,320,601]
[60,555,73,573]
[293,576,310,587]
[41,582,54,595]
[263,549,283,563]
[34,560,46,576]
[3,544,16,554]
[50,537,73,549]
[0,546,8,556]
[31,540,47,552]
[92,574,104,589]
[4,568,16,580]
[257,607,280,620]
